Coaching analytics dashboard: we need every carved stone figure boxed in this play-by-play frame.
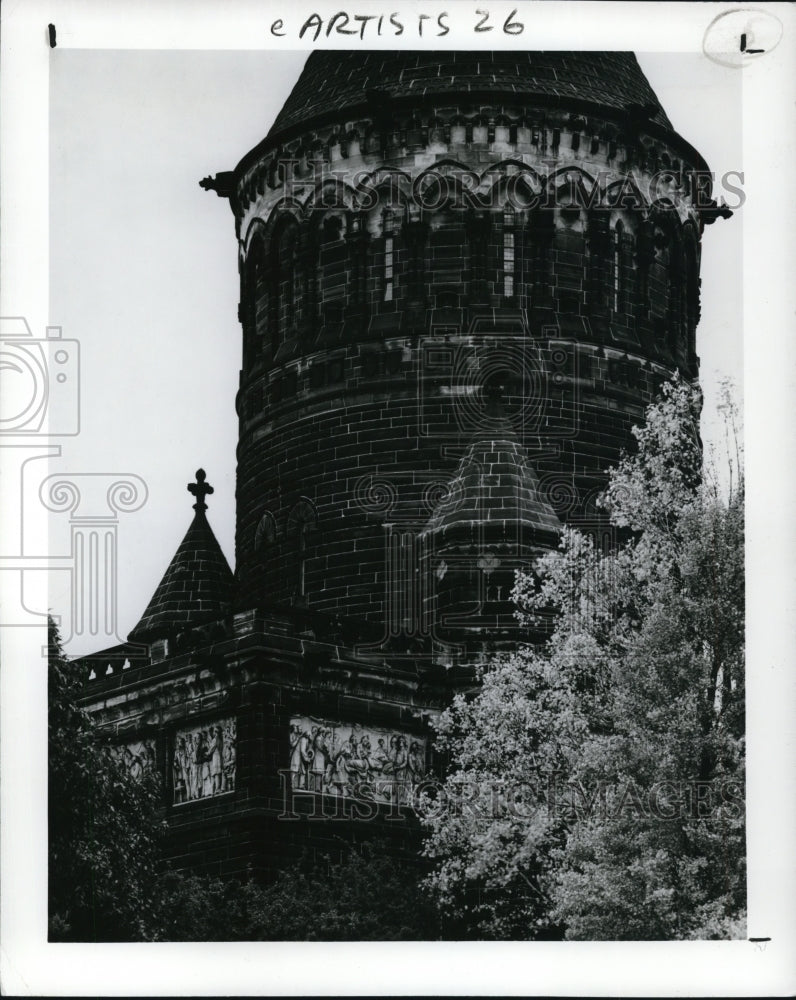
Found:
[408,740,425,783]
[372,737,390,772]
[173,738,187,804]
[187,734,198,795]
[209,726,223,794]
[289,723,312,790]
[329,742,351,797]
[391,736,409,804]
[310,727,329,792]
[197,732,209,797]
[347,736,370,785]
[114,738,156,782]
[223,726,236,791]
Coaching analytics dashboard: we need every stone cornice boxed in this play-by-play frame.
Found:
[229,93,709,213]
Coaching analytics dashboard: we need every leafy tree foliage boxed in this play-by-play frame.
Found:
[153,845,439,941]
[419,377,745,940]
[48,618,165,941]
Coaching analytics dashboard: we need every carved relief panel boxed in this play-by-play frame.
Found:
[289,716,427,806]
[113,738,156,780]
[172,718,237,805]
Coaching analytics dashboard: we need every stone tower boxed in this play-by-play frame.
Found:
[208,50,722,669]
[80,51,729,879]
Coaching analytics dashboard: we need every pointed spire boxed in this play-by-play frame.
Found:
[128,470,233,644]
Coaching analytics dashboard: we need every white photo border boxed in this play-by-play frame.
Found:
[1,1,794,995]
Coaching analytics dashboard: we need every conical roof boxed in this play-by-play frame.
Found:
[128,471,233,643]
[265,50,672,147]
[421,411,562,544]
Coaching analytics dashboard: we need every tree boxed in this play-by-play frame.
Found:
[153,844,440,941]
[419,377,745,940]
[48,618,166,941]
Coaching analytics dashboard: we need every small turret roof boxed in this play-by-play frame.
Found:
[422,408,562,544]
[128,470,233,644]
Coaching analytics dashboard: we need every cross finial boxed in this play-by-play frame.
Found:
[187,468,213,512]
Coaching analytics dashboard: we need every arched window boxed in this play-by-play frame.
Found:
[243,234,267,368]
[346,211,369,311]
[254,510,278,551]
[318,214,346,323]
[292,238,304,329]
[528,207,555,309]
[466,212,489,304]
[287,497,318,605]
[503,205,516,299]
[277,225,297,341]
[267,219,298,352]
[587,210,611,317]
[635,218,655,321]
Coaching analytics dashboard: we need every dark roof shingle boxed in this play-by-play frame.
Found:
[266,50,672,144]
[421,414,562,544]
[128,510,233,643]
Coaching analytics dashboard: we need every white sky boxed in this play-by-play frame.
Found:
[47,49,743,656]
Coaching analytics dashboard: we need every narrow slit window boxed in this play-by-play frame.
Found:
[503,207,515,299]
[613,221,624,314]
[291,242,303,326]
[383,211,394,302]
[286,241,296,328]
